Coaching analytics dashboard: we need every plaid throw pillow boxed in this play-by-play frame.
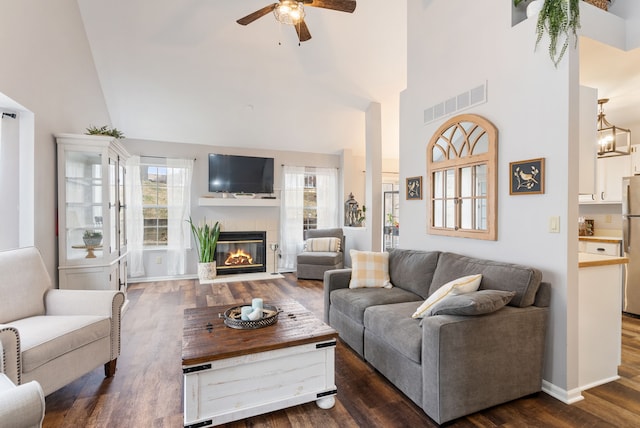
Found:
[348,250,393,289]
[304,237,341,252]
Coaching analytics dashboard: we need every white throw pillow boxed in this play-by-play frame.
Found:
[411,274,482,319]
[348,250,393,289]
[304,237,341,252]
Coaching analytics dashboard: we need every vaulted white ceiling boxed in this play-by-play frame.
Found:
[580,37,640,129]
[77,0,406,158]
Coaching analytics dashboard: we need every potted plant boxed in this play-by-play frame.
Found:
[83,230,102,246]
[85,125,125,139]
[534,0,580,67]
[187,217,221,280]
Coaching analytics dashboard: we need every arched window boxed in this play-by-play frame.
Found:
[427,114,498,240]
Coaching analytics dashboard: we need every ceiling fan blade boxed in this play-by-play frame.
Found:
[305,0,356,13]
[295,19,312,42]
[237,4,277,26]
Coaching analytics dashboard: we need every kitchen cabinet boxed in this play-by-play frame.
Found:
[578,259,625,390]
[595,156,631,203]
[579,240,622,256]
[55,134,129,308]
[580,155,631,204]
[631,145,640,175]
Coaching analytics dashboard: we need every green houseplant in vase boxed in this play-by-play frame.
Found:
[83,229,102,246]
[188,217,221,281]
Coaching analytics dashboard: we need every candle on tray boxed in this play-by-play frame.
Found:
[248,308,262,321]
[252,298,263,311]
[241,306,253,321]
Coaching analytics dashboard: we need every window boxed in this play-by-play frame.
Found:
[141,164,168,245]
[427,114,497,240]
[304,173,317,231]
[280,166,338,271]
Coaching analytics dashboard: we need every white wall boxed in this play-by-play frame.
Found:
[0,114,20,249]
[400,0,579,401]
[0,0,111,281]
[123,138,341,278]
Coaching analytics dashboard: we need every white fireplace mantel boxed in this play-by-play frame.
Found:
[198,197,280,207]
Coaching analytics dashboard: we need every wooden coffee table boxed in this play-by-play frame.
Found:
[182,299,338,428]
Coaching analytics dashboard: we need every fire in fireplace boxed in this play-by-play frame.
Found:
[224,249,253,266]
[215,231,266,275]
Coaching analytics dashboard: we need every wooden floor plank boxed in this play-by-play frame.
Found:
[42,275,640,427]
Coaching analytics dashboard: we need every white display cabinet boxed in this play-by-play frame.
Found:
[55,134,129,306]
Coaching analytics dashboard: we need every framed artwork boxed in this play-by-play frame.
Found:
[510,158,545,195]
[406,176,423,200]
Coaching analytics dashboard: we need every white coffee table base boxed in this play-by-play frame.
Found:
[183,339,337,428]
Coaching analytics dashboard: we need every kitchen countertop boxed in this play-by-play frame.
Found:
[578,236,622,244]
[578,252,628,268]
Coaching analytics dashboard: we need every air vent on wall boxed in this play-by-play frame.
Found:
[424,81,487,125]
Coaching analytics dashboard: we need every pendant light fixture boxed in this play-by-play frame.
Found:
[597,98,631,158]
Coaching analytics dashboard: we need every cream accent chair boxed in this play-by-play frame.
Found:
[0,372,45,428]
[0,247,124,396]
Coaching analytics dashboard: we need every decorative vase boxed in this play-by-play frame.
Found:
[198,261,217,280]
[83,237,102,246]
[526,0,544,18]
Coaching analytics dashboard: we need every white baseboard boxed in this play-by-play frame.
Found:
[578,375,620,392]
[201,272,284,284]
[542,380,584,404]
[128,274,197,283]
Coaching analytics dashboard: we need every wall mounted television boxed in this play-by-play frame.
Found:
[208,154,274,194]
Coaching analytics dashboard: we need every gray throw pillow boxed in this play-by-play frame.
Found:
[426,289,516,316]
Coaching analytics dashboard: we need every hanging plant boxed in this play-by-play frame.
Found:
[535,0,581,67]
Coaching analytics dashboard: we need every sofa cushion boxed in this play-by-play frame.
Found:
[425,290,516,317]
[349,250,393,289]
[297,251,343,266]
[364,301,423,364]
[331,287,422,324]
[412,274,482,319]
[304,237,341,252]
[9,315,111,373]
[388,249,440,299]
[430,252,542,308]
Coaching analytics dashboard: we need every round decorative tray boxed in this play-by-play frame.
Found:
[219,304,280,329]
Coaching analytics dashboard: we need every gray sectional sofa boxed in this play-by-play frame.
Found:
[323,248,550,424]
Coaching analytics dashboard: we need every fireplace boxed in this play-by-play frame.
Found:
[215,231,266,275]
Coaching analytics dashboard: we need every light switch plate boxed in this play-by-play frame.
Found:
[549,216,560,233]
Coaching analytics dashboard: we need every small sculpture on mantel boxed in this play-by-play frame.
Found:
[345,193,365,227]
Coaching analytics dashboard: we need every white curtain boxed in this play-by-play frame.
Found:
[280,166,306,271]
[166,158,193,275]
[126,156,145,277]
[315,167,339,229]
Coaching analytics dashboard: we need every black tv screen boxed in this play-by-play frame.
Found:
[208,154,274,194]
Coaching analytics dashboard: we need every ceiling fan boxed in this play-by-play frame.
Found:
[237,0,357,43]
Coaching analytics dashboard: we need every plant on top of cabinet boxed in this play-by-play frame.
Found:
[85,125,125,139]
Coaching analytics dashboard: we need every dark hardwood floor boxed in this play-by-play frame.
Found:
[43,274,640,427]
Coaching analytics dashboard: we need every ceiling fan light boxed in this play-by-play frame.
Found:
[273,1,305,25]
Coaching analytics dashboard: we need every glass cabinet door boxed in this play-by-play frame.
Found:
[64,150,104,261]
[109,157,117,256]
[118,161,127,253]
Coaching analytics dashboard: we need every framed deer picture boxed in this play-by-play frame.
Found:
[510,158,545,195]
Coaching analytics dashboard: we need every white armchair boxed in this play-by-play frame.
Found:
[0,373,45,428]
[0,247,124,396]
